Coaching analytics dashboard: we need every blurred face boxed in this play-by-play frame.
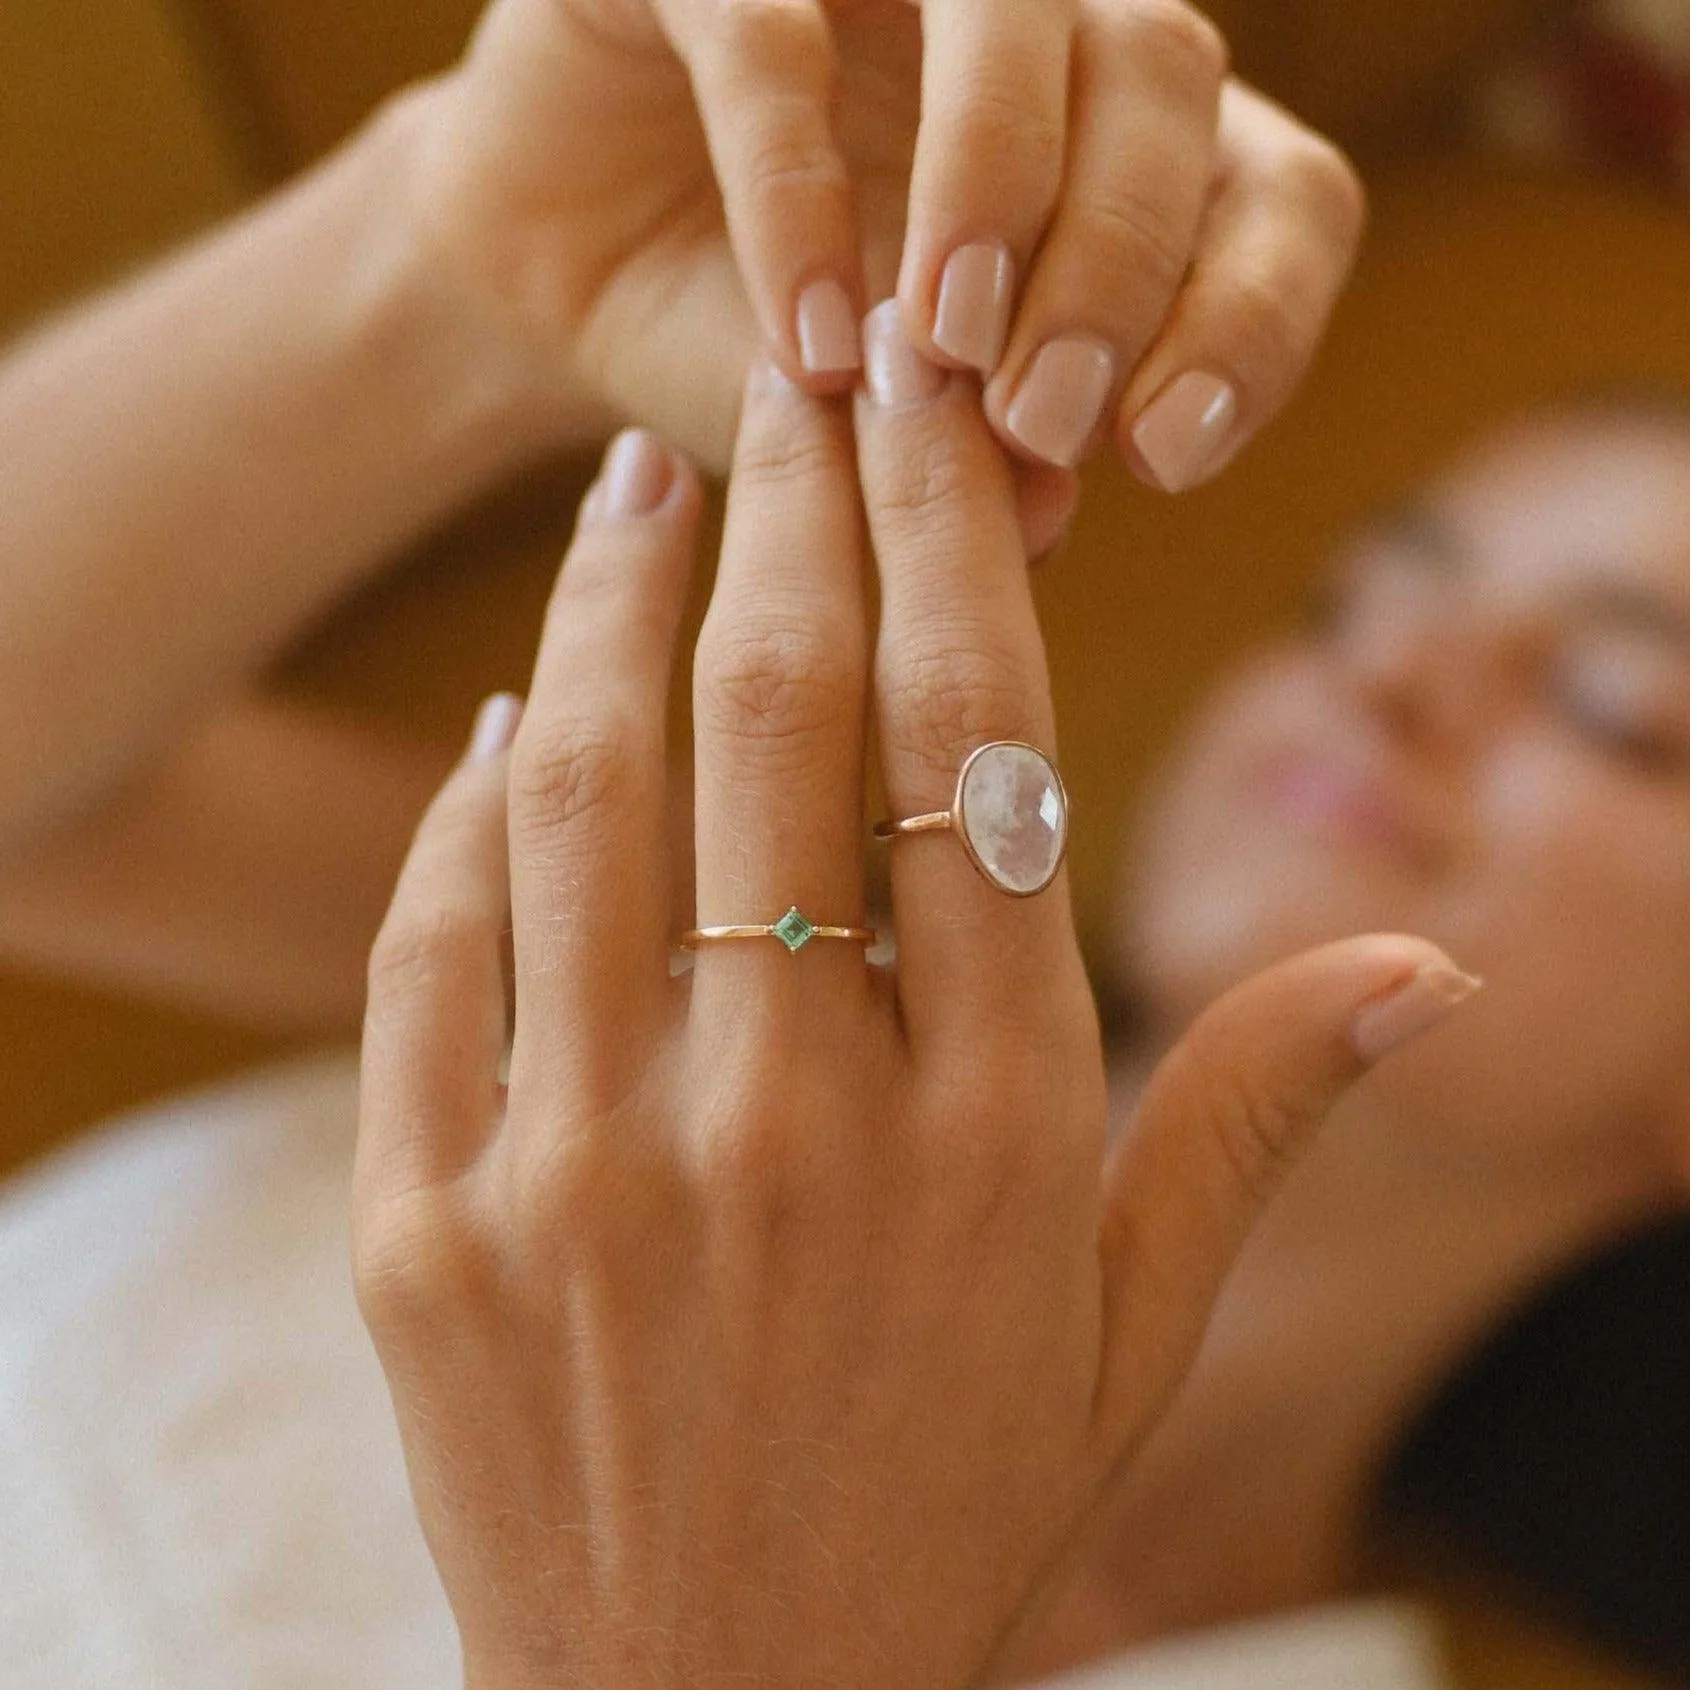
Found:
[1124,411,1690,1172]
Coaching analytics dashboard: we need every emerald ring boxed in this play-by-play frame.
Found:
[680,907,878,955]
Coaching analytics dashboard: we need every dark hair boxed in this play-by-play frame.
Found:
[1380,1216,1690,1679]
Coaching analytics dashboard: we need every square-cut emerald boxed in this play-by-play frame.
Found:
[772,907,816,953]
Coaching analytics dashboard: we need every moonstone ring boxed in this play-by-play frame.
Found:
[874,740,1069,898]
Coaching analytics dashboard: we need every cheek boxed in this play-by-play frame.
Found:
[1453,739,1690,1093]
[1116,665,1435,1022]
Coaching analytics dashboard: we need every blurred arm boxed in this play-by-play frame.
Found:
[0,696,452,1034]
[0,91,599,870]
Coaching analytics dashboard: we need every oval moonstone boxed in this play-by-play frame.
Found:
[957,742,1068,895]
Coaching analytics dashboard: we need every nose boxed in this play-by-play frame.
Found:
[1334,583,1550,755]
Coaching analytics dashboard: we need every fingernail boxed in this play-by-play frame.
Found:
[796,278,862,376]
[595,428,672,521]
[863,300,948,408]
[1351,962,1483,1065]
[933,242,1014,372]
[468,693,523,763]
[1132,372,1241,493]
[1005,338,1114,468]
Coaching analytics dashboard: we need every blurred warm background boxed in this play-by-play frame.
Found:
[4,5,1690,1680]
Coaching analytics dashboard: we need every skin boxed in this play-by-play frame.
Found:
[985,410,1690,1678]
[0,0,1362,1031]
[1129,410,1690,1172]
[354,327,1478,1689]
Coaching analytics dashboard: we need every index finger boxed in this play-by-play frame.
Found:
[659,0,865,386]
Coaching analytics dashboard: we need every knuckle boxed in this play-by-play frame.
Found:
[696,619,860,762]
[1079,178,1191,299]
[711,0,834,89]
[1283,137,1368,248]
[881,636,1040,786]
[367,903,486,1008]
[872,426,985,529]
[512,1111,686,1273]
[515,1132,619,1254]
[507,715,643,853]
[733,411,845,495]
[1116,0,1229,90]
[352,1190,491,1340]
[1216,270,1310,396]
[1178,1038,1300,1211]
[737,118,851,205]
[945,64,1066,183]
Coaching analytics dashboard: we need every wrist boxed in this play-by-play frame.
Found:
[347,82,619,469]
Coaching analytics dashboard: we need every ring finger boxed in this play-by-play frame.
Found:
[505,430,703,1103]
[857,304,1090,1049]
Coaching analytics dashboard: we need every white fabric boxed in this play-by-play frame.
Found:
[0,1051,455,1690]
[0,1054,1454,1690]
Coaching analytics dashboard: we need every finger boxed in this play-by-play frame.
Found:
[1117,82,1367,493]
[689,359,871,1016]
[985,0,1229,469]
[896,0,1077,377]
[661,0,863,388]
[1092,935,1482,1438]
[358,694,523,1202]
[1015,462,1081,564]
[505,430,703,1099]
[856,303,1086,1046]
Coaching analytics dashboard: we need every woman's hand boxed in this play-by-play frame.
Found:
[354,315,1472,1689]
[405,0,1365,484]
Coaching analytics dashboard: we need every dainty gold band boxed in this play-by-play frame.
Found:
[872,812,953,839]
[680,924,877,948]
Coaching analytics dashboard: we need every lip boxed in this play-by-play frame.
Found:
[1252,744,1449,873]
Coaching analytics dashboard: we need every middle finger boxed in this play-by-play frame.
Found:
[690,362,872,1020]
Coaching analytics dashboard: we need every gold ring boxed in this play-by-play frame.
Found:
[874,740,1069,898]
[681,906,877,954]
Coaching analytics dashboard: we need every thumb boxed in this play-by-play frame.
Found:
[1091,934,1481,1443]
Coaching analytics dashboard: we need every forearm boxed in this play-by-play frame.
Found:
[0,697,452,1033]
[0,85,605,864]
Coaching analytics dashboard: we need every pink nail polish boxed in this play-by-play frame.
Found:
[468,693,523,763]
[1005,338,1115,468]
[1351,963,1483,1064]
[1132,372,1240,493]
[863,300,947,408]
[600,429,672,520]
[933,243,1014,373]
[796,278,863,375]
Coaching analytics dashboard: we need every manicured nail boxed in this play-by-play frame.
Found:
[1351,962,1483,1065]
[468,693,523,763]
[598,428,672,521]
[1005,338,1114,468]
[1132,372,1241,493]
[796,278,862,376]
[863,300,948,408]
[933,242,1014,372]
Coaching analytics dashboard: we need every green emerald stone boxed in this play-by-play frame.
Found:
[772,907,816,953]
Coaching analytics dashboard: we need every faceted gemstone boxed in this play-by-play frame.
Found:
[957,742,1067,895]
[772,907,817,952]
